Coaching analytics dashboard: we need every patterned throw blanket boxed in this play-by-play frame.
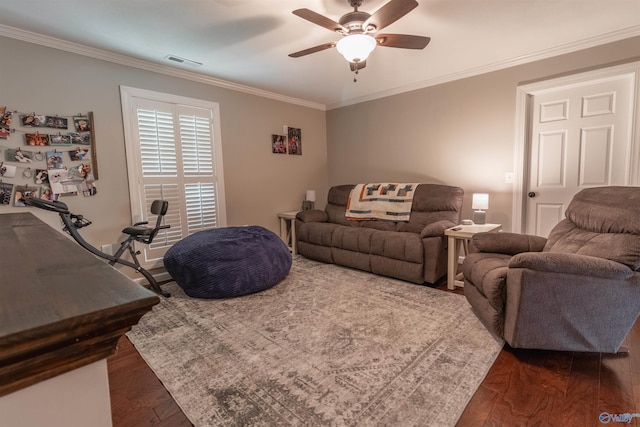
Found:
[346,183,419,221]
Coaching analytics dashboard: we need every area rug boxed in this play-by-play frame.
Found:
[127,258,503,426]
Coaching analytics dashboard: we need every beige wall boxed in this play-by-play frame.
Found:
[3,34,640,250]
[0,36,328,249]
[326,36,640,231]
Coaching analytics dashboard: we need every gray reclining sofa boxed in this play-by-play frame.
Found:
[295,184,464,284]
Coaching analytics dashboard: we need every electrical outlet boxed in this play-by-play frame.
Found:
[505,172,514,184]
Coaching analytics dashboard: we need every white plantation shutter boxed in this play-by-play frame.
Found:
[185,183,217,233]
[121,87,226,269]
[180,115,213,174]
[138,109,177,175]
[179,112,219,233]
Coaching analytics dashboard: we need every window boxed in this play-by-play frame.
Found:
[120,86,226,269]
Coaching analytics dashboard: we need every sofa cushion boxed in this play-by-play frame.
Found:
[404,184,464,233]
[370,230,423,263]
[332,226,377,252]
[462,252,511,314]
[326,204,353,226]
[297,221,342,246]
[370,256,424,283]
[565,186,640,235]
[544,219,640,270]
[325,185,356,226]
[296,209,328,223]
[358,220,399,231]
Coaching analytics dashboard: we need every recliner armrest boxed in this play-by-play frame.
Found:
[472,232,547,255]
[420,220,457,237]
[296,210,328,223]
[509,252,634,280]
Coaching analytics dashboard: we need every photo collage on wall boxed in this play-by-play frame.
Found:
[271,126,302,155]
[0,107,98,206]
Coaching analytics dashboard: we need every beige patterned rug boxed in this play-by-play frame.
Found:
[128,258,503,426]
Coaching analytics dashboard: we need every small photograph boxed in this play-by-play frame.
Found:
[272,134,287,154]
[0,164,17,178]
[46,151,64,169]
[73,116,90,132]
[49,134,72,145]
[21,114,47,127]
[288,127,302,155]
[14,185,39,207]
[68,132,90,145]
[76,163,93,180]
[25,133,51,146]
[0,107,12,140]
[6,148,34,163]
[0,182,13,205]
[40,184,58,201]
[34,169,49,184]
[69,147,90,161]
[49,168,82,195]
[82,181,97,197]
[45,116,68,129]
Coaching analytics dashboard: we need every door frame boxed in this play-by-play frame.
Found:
[511,61,640,233]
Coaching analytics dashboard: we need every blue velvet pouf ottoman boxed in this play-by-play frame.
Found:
[163,226,292,299]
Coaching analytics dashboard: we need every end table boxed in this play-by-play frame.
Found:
[278,211,300,255]
[445,223,502,290]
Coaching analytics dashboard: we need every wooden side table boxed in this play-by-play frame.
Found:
[445,223,502,290]
[278,211,300,255]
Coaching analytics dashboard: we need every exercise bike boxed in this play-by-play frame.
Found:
[23,196,171,297]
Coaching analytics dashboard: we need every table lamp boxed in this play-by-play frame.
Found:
[302,189,316,210]
[472,193,489,225]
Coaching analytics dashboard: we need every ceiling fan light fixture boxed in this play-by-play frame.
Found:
[336,34,376,63]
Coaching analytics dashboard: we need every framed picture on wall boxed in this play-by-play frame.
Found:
[287,127,302,155]
[271,134,287,154]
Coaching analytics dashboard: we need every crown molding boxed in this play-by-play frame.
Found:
[2,23,639,112]
[327,25,640,110]
[0,24,327,111]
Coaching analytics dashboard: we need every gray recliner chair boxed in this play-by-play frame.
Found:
[463,186,640,353]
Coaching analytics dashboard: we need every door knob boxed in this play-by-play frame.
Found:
[528,192,536,198]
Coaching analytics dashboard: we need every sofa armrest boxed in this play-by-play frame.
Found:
[296,209,328,223]
[472,232,547,255]
[420,220,457,237]
[509,252,634,280]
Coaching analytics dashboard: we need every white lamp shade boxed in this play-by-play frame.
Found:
[336,34,376,63]
[305,190,316,202]
[472,193,489,210]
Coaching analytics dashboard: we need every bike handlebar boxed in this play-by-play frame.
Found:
[22,196,70,214]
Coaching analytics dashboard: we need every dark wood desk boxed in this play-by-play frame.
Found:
[0,212,159,397]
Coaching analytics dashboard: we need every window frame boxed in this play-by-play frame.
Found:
[120,85,227,269]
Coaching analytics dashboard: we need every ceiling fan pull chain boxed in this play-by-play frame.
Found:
[353,69,359,83]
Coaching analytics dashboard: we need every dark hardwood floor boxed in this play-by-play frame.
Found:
[108,336,192,427]
[108,279,640,427]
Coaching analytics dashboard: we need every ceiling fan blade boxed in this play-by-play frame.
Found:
[289,42,337,58]
[364,0,418,32]
[292,9,346,33]
[349,60,367,72]
[375,34,431,49]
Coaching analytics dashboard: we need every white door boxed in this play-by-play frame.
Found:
[525,73,636,236]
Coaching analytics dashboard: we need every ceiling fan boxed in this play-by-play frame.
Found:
[289,0,431,75]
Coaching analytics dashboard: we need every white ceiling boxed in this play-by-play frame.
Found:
[0,0,639,109]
